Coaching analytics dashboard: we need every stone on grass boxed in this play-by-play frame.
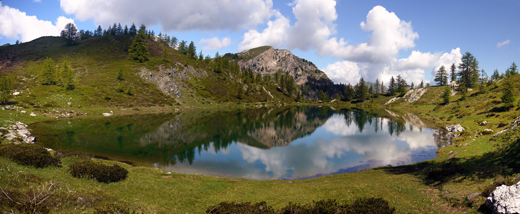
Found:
[486,182,520,214]
[446,124,465,132]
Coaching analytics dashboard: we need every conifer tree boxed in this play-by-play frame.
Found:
[178,40,188,55]
[450,63,456,82]
[374,79,380,94]
[129,23,137,35]
[61,61,75,90]
[62,23,78,45]
[492,69,500,81]
[123,25,128,35]
[457,52,479,91]
[442,86,451,104]
[162,48,169,62]
[41,58,56,85]
[501,77,516,108]
[128,29,150,63]
[188,41,196,59]
[355,78,368,100]
[389,76,396,95]
[95,25,103,36]
[343,85,353,101]
[117,67,124,81]
[434,65,448,86]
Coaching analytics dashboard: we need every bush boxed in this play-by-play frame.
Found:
[206,198,396,214]
[426,161,464,182]
[69,161,128,183]
[94,203,140,214]
[206,201,275,214]
[0,144,61,168]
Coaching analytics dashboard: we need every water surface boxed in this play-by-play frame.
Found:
[32,107,445,180]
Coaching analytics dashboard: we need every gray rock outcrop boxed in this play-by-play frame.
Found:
[385,97,401,105]
[2,121,35,143]
[139,64,207,98]
[446,124,465,132]
[403,88,428,103]
[486,182,520,214]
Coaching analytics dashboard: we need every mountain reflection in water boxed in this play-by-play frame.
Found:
[32,106,446,180]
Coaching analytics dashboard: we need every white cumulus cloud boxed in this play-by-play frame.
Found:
[497,39,510,48]
[60,0,274,32]
[238,11,290,51]
[0,3,75,42]
[199,37,232,51]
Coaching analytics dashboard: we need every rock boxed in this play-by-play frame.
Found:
[450,81,459,90]
[446,124,465,132]
[385,97,401,105]
[494,129,508,138]
[102,113,112,117]
[15,121,26,129]
[479,121,488,126]
[467,192,481,200]
[67,102,72,106]
[486,182,520,214]
[20,110,26,114]
[24,136,35,143]
[12,91,20,95]
[403,88,428,103]
[17,129,30,138]
[76,197,85,204]
[30,112,36,116]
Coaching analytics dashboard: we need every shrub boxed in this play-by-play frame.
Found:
[94,203,140,214]
[0,144,61,168]
[345,197,396,214]
[206,198,396,214]
[69,161,128,183]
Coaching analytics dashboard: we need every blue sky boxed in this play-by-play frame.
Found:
[1,0,518,85]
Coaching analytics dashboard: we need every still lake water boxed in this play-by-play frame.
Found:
[31,106,447,180]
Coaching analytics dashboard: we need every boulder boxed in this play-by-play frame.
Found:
[479,121,488,126]
[467,192,482,200]
[385,97,400,105]
[20,110,26,114]
[449,81,459,89]
[103,113,112,117]
[30,112,36,116]
[446,124,465,132]
[486,182,520,214]
[481,129,494,135]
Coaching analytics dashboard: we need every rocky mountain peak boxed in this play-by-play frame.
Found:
[234,46,329,85]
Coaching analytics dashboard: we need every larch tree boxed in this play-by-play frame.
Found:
[434,65,448,86]
[128,29,150,63]
[450,63,456,82]
[0,76,13,104]
[188,41,197,59]
[501,77,516,108]
[41,58,56,85]
[62,23,79,45]
[457,51,479,91]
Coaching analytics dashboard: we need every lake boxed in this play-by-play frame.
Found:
[31,106,447,180]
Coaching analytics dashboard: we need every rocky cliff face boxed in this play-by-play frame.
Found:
[235,47,331,86]
[139,63,207,98]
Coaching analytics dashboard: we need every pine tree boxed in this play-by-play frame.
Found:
[41,58,56,85]
[188,41,196,59]
[507,62,518,76]
[355,78,368,100]
[123,25,128,35]
[117,67,124,81]
[343,85,353,101]
[457,51,479,91]
[492,69,500,81]
[198,51,203,61]
[129,23,137,35]
[62,23,78,45]
[0,76,13,104]
[419,80,424,88]
[450,63,456,82]
[95,25,103,36]
[61,61,75,90]
[410,82,414,89]
[128,29,150,63]
[442,86,451,104]
[162,48,169,62]
[381,81,384,93]
[501,77,516,108]
[178,40,188,55]
[434,65,448,86]
[15,40,19,45]
[374,79,380,94]
[389,76,396,95]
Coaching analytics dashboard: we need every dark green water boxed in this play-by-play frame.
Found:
[31,106,446,180]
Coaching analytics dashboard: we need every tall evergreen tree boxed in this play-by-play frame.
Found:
[492,69,500,81]
[434,65,448,86]
[381,81,384,93]
[457,51,479,91]
[178,40,188,55]
[116,23,123,35]
[62,23,78,45]
[128,29,150,63]
[506,62,518,76]
[61,61,75,90]
[450,63,456,82]
[396,75,407,95]
[442,86,451,104]
[419,80,424,88]
[374,79,380,94]
[139,24,146,33]
[123,25,128,35]
[187,41,197,59]
[162,48,169,62]
[343,85,354,101]
[129,23,137,35]
[41,58,56,85]
[95,25,103,36]
[355,78,368,100]
[389,76,396,95]
[501,77,516,108]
